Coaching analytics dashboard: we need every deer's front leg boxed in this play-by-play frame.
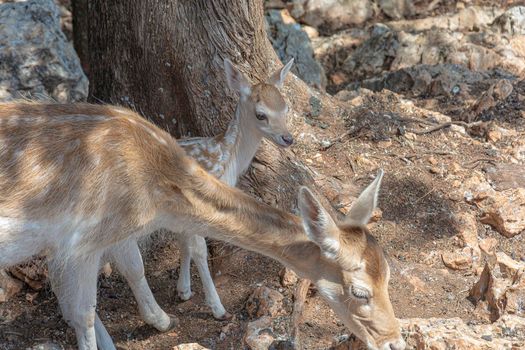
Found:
[176,235,193,301]
[187,234,230,320]
[108,239,177,332]
[48,254,102,350]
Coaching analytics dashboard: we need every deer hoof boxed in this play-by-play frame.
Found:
[178,290,193,301]
[215,311,233,321]
[165,314,179,331]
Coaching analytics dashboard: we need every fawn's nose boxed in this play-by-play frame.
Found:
[280,133,293,146]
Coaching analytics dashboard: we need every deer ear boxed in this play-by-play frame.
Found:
[346,169,384,226]
[224,59,251,98]
[298,187,340,259]
[267,58,294,89]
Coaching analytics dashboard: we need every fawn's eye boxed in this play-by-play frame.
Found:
[351,286,370,301]
[256,112,267,121]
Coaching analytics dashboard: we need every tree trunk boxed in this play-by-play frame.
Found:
[73,0,346,211]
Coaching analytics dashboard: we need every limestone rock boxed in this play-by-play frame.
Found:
[266,9,326,89]
[442,249,473,270]
[486,163,525,191]
[496,252,525,279]
[491,6,525,35]
[470,260,525,322]
[387,6,504,32]
[479,237,498,256]
[378,0,414,20]
[0,0,88,102]
[456,213,480,257]
[342,12,525,84]
[506,271,525,317]
[246,286,286,319]
[243,316,276,350]
[401,315,525,349]
[477,188,525,238]
[288,0,374,30]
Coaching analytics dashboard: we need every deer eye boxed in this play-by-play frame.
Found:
[351,286,370,301]
[256,112,267,121]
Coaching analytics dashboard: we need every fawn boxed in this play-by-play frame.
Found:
[0,102,404,350]
[101,58,295,322]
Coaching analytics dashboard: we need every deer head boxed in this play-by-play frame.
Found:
[224,58,294,147]
[298,170,405,350]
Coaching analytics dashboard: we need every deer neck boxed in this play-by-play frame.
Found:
[172,166,333,283]
[221,102,263,186]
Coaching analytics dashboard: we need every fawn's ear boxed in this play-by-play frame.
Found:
[267,58,294,89]
[224,59,251,98]
[345,170,384,226]
[298,187,340,259]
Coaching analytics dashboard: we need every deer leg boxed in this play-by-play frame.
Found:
[94,313,116,350]
[176,236,193,301]
[48,254,101,350]
[190,235,230,320]
[108,239,177,332]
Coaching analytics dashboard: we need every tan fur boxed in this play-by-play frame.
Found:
[0,102,404,350]
[251,84,286,111]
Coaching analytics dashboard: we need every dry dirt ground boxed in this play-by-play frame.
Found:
[1,1,525,350]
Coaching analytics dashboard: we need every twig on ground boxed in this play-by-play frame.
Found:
[414,187,436,204]
[291,278,311,350]
[408,120,481,135]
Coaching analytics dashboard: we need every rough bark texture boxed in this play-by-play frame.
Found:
[73,0,344,210]
[77,0,274,137]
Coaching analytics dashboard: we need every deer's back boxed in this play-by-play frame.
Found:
[0,103,188,260]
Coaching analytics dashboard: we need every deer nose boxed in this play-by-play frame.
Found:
[386,338,406,350]
[280,133,293,146]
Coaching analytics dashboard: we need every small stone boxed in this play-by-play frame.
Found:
[302,25,319,39]
[330,72,349,85]
[487,129,502,142]
[428,156,438,165]
[243,316,275,350]
[404,132,417,141]
[450,124,466,135]
[442,250,472,270]
[429,166,441,174]
[481,334,492,341]
[245,286,285,319]
[25,292,39,303]
[449,163,463,175]
[279,268,298,287]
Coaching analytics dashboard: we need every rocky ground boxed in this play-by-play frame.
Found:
[1,0,525,349]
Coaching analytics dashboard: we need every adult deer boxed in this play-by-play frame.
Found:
[0,102,405,350]
[102,58,294,322]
